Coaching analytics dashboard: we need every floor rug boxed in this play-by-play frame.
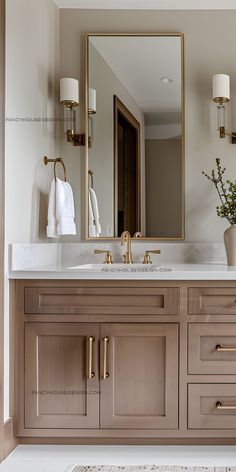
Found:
[73,466,236,472]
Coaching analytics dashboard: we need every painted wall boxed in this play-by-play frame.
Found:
[60,9,236,243]
[4,0,60,419]
[145,138,182,237]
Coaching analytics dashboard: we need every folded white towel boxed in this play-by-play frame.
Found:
[47,178,76,237]
[89,187,101,236]
[56,178,76,235]
[47,179,59,238]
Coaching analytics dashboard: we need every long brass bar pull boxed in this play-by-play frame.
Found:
[103,337,109,379]
[216,344,236,352]
[88,336,95,379]
[216,401,236,410]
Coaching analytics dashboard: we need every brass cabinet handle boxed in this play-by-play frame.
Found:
[216,344,236,352]
[216,401,236,410]
[103,336,109,379]
[87,336,95,379]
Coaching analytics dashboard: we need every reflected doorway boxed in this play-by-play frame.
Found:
[114,96,141,237]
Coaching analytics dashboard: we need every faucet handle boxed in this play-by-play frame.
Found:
[143,249,161,264]
[94,249,113,264]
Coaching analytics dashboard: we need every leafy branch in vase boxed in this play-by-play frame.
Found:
[202,158,236,225]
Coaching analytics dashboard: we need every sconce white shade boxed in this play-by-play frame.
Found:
[212,74,230,104]
[89,88,96,114]
[60,78,79,107]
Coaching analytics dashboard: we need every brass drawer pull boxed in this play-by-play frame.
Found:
[216,344,236,352]
[216,401,236,410]
[103,336,109,379]
[87,336,95,379]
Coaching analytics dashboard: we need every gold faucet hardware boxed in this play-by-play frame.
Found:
[143,249,161,264]
[94,249,113,264]
[121,231,133,264]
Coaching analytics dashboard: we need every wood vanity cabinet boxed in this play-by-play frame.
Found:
[24,322,178,431]
[11,279,236,443]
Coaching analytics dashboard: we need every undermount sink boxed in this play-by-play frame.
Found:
[67,263,163,272]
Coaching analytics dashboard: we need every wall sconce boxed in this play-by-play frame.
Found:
[60,77,85,146]
[88,88,96,148]
[212,74,236,143]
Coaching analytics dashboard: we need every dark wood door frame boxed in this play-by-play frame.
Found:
[0,0,5,462]
[113,95,141,236]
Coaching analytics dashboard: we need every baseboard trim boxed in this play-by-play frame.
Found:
[3,418,18,459]
[18,437,236,446]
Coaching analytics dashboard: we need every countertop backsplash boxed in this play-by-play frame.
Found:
[10,242,227,271]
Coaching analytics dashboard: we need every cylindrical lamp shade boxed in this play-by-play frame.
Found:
[60,78,79,107]
[89,88,96,114]
[212,74,230,104]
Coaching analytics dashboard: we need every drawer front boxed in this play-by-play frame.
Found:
[188,323,236,374]
[188,384,236,429]
[24,287,180,315]
[188,288,236,315]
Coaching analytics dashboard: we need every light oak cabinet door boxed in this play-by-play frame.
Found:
[25,323,99,429]
[100,323,179,429]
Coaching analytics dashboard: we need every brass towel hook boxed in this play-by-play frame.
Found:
[44,155,67,182]
[88,169,94,188]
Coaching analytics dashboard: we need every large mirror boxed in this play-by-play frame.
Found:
[86,33,184,240]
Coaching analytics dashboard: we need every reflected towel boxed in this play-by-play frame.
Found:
[89,187,101,236]
[88,191,97,237]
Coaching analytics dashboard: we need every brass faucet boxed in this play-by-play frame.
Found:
[121,231,133,264]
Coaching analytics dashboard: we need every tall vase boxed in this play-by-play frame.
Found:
[224,224,236,266]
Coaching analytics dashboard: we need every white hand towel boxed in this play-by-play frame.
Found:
[89,187,101,236]
[55,178,76,235]
[47,179,59,238]
[88,191,97,237]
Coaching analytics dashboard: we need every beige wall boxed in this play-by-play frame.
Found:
[60,9,236,243]
[145,138,182,238]
[5,0,60,419]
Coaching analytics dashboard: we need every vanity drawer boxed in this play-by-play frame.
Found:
[188,384,236,429]
[188,287,236,315]
[188,323,236,374]
[24,286,180,315]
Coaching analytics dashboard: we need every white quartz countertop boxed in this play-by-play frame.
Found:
[8,262,236,280]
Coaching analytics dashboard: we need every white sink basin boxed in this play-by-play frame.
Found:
[67,263,156,271]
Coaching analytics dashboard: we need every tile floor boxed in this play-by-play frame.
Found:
[1,446,236,472]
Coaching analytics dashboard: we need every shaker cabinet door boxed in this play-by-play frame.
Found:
[25,322,99,429]
[100,323,179,429]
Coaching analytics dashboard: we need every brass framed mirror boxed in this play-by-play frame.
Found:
[85,33,184,240]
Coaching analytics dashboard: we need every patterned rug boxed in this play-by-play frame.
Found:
[72,466,236,472]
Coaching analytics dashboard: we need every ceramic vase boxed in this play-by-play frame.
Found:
[224,224,236,266]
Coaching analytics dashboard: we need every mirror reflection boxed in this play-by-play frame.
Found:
[87,34,184,239]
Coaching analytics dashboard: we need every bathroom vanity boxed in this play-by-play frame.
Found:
[10,264,236,443]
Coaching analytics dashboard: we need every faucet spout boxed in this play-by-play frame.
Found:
[121,231,133,264]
